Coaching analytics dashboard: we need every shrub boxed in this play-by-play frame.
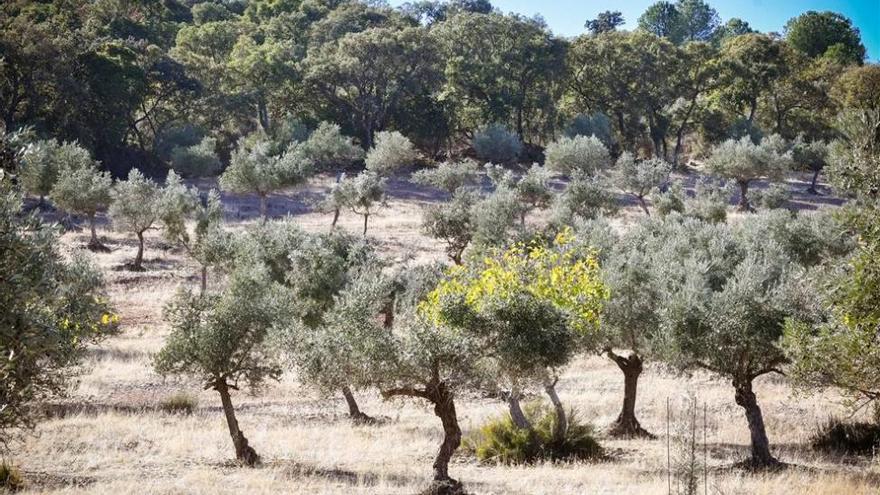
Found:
[470,403,604,464]
[472,124,522,164]
[365,131,419,176]
[411,159,481,193]
[688,179,732,223]
[544,135,611,176]
[810,418,880,456]
[551,171,618,225]
[155,125,203,162]
[0,460,23,491]
[565,113,614,149]
[19,139,94,204]
[752,183,790,210]
[295,122,363,171]
[169,137,222,178]
[159,392,198,415]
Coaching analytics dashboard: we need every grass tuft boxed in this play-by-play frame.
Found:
[0,459,24,492]
[159,392,198,415]
[810,417,880,456]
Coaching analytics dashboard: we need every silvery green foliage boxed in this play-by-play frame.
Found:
[649,211,847,380]
[154,266,287,391]
[1,180,114,436]
[110,169,160,236]
[653,179,732,223]
[473,124,522,164]
[291,268,398,393]
[295,122,364,172]
[516,164,554,213]
[421,188,479,264]
[472,185,521,247]
[705,135,792,183]
[220,140,313,197]
[157,171,225,271]
[791,137,828,174]
[336,171,387,234]
[551,171,618,226]
[484,163,516,188]
[565,113,614,149]
[411,159,481,193]
[751,183,791,210]
[612,153,671,214]
[51,159,112,218]
[704,135,793,210]
[826,109,880,198]
[544,135,611,176]
[365,131,419,176]
[169,136,222,178]
[20,139,94,200]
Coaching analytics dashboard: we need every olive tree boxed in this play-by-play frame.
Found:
[1,179,116,445]
[328,263,486,493]
[19,139,91,206]
[704,135,792,211]
[423,231,608,440]
[50,161,113,250]
[336,171,387,236]
[154,269,285,467]
[655,211,846,467]
[550,172,619,226]
[220,140,313,220]
[791,137,828,195]
[544,135,612,176]
[612,153,672,215]
[109,169,161,271]
[420,188,479,265]
[157,172,226,293]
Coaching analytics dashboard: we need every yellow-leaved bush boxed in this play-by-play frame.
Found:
[420,228,609,337]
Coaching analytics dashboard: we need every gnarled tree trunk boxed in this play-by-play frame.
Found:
[807,169,820,195]
[215,380,260,467]
[733,378,778,468]
[431,382,461,484]
[606,350,653,438]
[362,213,369,236]
[86,214,107,251]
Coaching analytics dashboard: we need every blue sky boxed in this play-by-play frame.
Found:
[390,0,879,61]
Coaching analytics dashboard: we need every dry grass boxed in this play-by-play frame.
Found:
[11,172,878,494]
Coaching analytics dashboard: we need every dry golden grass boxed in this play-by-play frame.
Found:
[10,173,877,494]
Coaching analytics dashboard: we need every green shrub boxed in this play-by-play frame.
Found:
[159,392,198,415]
[472,124,522,164]
[544,135,611,176]
[752,183,790,210]
[169,137,222,178]
[810,418,880,456]
[0,459,24,491]
[469,403,603,464]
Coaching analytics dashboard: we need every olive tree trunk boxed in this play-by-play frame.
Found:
[341,385,374,424]
[362,213,369,236]
[807,169,821,195]
[607,350,653,438]
[132,230,145,270]
[330,208,340,229]
[737,180,752,212]
[86,214,107,251]
[431,383,461,483]
[200,265,208,295]
[733,379,778,468]
[215,380,260,467]
[637,196,650,216]
[543,378,567,443]
[507,388,532,431]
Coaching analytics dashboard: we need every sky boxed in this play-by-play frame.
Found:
[390,0,880,61]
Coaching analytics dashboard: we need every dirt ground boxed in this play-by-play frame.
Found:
[10,169,877,494]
